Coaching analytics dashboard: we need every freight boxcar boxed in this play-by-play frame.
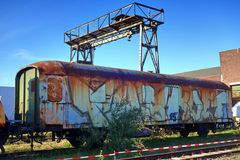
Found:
[0,61,233,148]
[14,61,233,145]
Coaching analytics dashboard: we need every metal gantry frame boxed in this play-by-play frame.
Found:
[139,24,159,73]
[70,47,94,64]
[64,2,164,73]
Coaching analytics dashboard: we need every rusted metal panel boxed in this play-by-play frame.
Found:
[40,75,83,127]
[179,86,194,123]
[202,89,217,122]
[151,83,165,124]
[47,76,63,102]
[0,99,5,127]
[40,76,63,126]
[40,102,64,125]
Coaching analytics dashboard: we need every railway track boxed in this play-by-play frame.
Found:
[119,142,240,160]
[1,140,240,160]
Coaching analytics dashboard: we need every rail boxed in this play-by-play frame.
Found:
[55,139,240,160]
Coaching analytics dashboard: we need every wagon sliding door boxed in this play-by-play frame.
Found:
[16,68,39,127]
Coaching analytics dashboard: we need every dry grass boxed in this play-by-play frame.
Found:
[216,153,240,160]
[4,140,72,154]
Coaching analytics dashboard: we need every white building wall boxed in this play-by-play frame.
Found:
[0,86,15,120]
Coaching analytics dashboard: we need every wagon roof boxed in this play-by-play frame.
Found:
[28,61,228,90]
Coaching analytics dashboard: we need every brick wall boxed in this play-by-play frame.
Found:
[220,48,240,86]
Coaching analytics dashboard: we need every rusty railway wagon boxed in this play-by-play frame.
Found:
[0,61,233,147]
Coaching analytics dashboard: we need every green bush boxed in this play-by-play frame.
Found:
[84,128,106,149]
[105,100,144,151]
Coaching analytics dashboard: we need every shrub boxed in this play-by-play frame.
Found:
[104,100,144,151]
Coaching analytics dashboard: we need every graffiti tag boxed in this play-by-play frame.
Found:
[170,112,178,121]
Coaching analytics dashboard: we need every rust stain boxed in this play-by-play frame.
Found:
[206,89,217,115]
[180,86,194,123]
[48,77,62,102]
[152,83,164,106]
[39,103,47,128]
[89,80,105,92]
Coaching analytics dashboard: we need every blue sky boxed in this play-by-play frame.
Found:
[0,0,239,86]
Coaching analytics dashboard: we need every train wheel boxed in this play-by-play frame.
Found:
[197,125,209,137]
[68,138,84,148]
[66,131,86,148]
[0,145,4,154]
[179,129,189,138]
[0,130,8,145]
[66,129,106,148]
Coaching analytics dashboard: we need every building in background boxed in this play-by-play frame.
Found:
[174,67,221,81]
[175,48,240,106]
[0,86,15,120]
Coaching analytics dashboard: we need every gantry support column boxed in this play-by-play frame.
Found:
[139,24,160,73]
